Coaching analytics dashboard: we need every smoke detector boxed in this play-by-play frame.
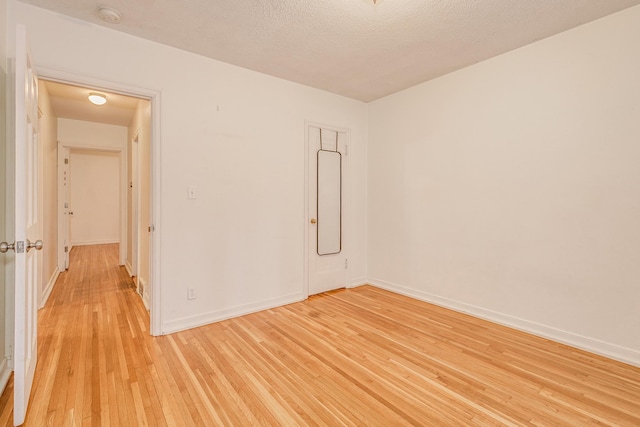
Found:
[97,6,122,24]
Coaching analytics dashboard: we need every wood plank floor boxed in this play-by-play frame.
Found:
[1,244,639,426]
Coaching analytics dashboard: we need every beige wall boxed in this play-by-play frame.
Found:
[37,81,58,305]
[367,5,640,365]
[58,118,127,150]
[127,99,151,305]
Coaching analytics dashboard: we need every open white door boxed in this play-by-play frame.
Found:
[13,25,42,426]
[307,125,348,295]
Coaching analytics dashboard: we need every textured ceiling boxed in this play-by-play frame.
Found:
[22,0,640,102]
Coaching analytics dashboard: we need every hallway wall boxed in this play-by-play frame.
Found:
[58,118,127,250]
[38,80,59,305]
[127,99,151,307]
[15,2,368,334]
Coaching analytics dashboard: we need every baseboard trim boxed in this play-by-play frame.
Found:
[72,239,119,246]
[124,261,133,277]
[161,291,306,335]
[349,277,368,288]
[368,278,640,368]
[41,269,60,308]
[0,358,11,396]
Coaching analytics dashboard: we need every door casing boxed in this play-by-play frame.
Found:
[304,121,351,297]
[38,67,163,336]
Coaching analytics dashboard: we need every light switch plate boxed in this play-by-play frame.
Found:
[187,186,197,199]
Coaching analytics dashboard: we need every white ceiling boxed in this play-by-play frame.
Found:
[41,80,140,126]
[24,0,640,102]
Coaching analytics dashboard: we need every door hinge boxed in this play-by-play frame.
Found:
[345,258,348,269]
[64,158,69,164]
[64,246,68,253]
[148,225,155,232]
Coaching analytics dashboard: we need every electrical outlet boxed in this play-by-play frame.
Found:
[187,288,197,300]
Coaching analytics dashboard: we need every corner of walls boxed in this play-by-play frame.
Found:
[0,357,10,397]
[161,291,305,335]
[362,102,369,285]
[40,269,59,308]
[365,6,640,368]
[348,277,368,288]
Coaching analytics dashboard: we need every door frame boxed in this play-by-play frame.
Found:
[39,67,163,336]
[303,121,351,298]
[56,144,125,261]
[130,131,139,279]
[56,143,69,273]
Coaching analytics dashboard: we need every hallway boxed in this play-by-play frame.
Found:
[0,244,151,425]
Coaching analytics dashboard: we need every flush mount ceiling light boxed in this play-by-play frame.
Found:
[97,6,122,24]
[88,93,107,105]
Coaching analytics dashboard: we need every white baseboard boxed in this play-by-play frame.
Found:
[368,278,640,368]
[72,239,119,246]
[161,291,306,334]
[40,269,60,308]
[0,357,11,395]
[124,261,133,277]
[349,276,368,288]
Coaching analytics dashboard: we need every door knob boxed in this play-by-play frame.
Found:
[26,239,43,252]
[310,218,317,224]
[0,241,15,253]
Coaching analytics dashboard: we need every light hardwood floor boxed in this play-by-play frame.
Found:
[0,244,639,425]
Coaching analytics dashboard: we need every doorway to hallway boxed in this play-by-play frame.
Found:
[40,78,154,316]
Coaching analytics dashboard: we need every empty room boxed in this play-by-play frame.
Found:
[1,0,639,425]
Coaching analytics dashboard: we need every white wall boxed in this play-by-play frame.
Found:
[58,118,127,252]
[368,6,640,365]
[37,80,58,305]
[58,118,127,150]
[128,99,151,306]
[13,2,368,333]
[69,149,120,246]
